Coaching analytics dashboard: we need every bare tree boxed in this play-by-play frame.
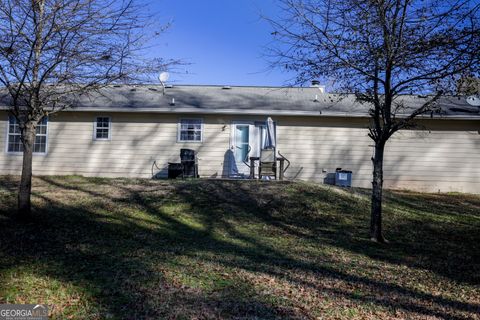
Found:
[457,76,480,94]
[0,0,173,220]
[266,0,480,242]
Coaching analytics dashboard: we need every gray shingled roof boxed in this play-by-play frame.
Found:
[1,85,480,119]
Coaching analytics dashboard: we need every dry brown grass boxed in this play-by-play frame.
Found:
[0,176,479,319]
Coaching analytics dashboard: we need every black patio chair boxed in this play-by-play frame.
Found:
[180,148,199,178]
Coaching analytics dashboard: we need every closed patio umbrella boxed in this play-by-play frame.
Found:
[265,117,276,149]
[260,117,277,180]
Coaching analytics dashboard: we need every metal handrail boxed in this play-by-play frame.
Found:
[277,150,290,174]
[242,144,252,167]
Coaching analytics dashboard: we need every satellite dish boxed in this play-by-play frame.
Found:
[158,72,170,95]
[466,95,480,107]
[159,72,170,83]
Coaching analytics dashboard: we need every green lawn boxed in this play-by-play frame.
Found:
[0,176,479,319]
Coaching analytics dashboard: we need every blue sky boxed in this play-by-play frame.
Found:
[149,0,295,86]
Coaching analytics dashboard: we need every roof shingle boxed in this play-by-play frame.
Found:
[1,85,479,119]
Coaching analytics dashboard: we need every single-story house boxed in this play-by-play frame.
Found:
[1,84,479,193]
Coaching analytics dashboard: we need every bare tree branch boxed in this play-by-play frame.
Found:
[266,0,480,242]
[0,0,181,218]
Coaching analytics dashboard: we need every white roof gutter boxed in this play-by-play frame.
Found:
[61,107,480,120]
[1,106,479,120]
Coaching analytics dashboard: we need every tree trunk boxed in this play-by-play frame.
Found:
[370,141,386,242]
[18,124,36,220]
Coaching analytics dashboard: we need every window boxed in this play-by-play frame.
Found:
[94,117,111,140]
[178,119,203,142]
[7,116,48,154]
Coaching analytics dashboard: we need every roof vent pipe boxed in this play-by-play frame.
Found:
[310,80,326,93]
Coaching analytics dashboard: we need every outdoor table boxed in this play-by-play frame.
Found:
[249,156,285,180]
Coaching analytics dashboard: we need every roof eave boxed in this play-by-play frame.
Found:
[0,106,479,120]
[53,107,480,120]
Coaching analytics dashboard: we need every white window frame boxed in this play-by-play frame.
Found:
[93,116,112,141]
[177,118,203,143]
[5,115,48,155]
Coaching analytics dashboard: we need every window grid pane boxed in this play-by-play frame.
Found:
[179,119,202,142]
[96,129,109,139]
[7,116,47,153]
[95,117,110,139]
[36,125,47,135]
[34,135,46,153]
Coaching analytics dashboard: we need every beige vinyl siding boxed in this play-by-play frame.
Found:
[275,116,480,193]
[384,126,480,193]
[0,112,232,179]
[0,111,479,193]
[275,116,372,186]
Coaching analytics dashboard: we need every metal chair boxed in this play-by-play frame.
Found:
[258,149,276,179]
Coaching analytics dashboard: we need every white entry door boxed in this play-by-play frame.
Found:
[230,122,256,177]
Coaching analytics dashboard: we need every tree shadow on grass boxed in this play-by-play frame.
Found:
[0,176,479,319]
[166,180,480,317]
[0,177,311,319]
[171,180,480,282]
